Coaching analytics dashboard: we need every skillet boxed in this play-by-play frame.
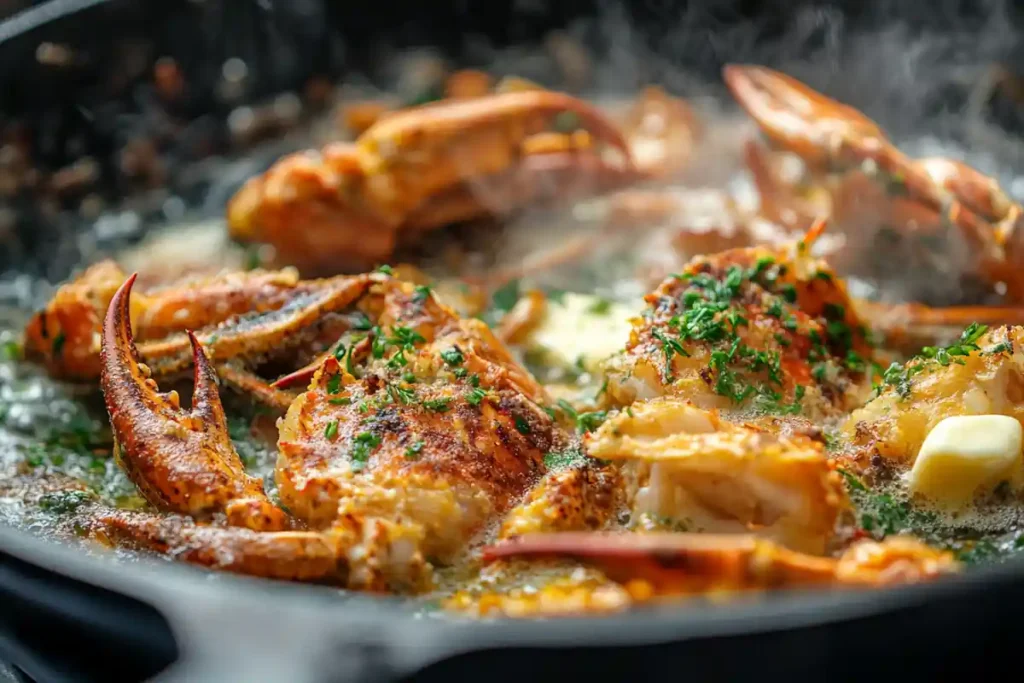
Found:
[2,1,1024,680]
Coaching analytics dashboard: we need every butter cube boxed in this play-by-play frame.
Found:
[528,293,639,374]
[909,415,1023,506]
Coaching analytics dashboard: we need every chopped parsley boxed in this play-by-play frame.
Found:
[587,297,613,315]
[351,431,381,466]
[351,312,373,331]
[441,348,464,366]
[405,441,424,459]
[466,387,488,406]
[544,448,589,471]
[576,410,607,433]
[652,328,689,381]
[387,383,417,405]
[513,416,531,434]
[324,421,339,440]
[986,341,1012,355]
[918,322,987,367]
[52,332,66,357]
[874,322,988,399]
[422,398,452,413]
[413,284,432,303]
[376,264,394,275]
[0,340,20,361]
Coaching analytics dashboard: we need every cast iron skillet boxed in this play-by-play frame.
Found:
[2,2,1024,681]
[2,520,1024,682]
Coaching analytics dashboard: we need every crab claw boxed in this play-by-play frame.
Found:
[100,274,288,531]
[723,64,886,168]
[484,532,958,597]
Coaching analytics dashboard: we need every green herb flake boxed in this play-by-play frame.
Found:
[324,421,339,440]
[587,297,613,315]
[544,448,589,471]
[441,347,464,367]
[52,332,66,357]
[405,441,425,459]
[351,431,381,466]
[576,411,607,433]
[413,285,432,303]
[422,398,452,413]
[0,340,20,361]
[490,280,521,314]
[514,416,531,435]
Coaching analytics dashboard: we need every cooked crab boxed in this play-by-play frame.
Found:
[843,323,1024,471]
[724,64,1024,308]
[227,89,649,275]
[90,268,625,590]
[602,220,876,420]
[21,260,404,409]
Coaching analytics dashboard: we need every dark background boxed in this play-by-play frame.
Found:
[0,0,1023,280]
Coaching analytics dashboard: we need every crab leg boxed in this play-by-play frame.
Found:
[228,90,639,273]
[101,274,289,531]
[725,64,1024,295]
[484,532,958,596]
[855,299,1024,354]
[355,90,633,220]
[136,273,377,378]
[23,261,304,381]
[95,511,346,582]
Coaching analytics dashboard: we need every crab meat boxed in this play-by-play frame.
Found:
[585,398,848,554]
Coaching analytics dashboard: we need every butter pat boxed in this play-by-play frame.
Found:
[909,415,1023,506]
[528,293,639,374]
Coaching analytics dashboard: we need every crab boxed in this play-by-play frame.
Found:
[21,260,403,410]
[27,227,962,613]
[723,64,1024,311]
[601,219,877,420]
[842,323,1024,472]
[90,270,578,590]
[226,89,652,275]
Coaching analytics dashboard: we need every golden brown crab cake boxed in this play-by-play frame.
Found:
[603,237,875,421]
[842,324,1024,471]
[584,398,849,554]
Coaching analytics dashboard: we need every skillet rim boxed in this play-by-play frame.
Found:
[3,519,1024,680]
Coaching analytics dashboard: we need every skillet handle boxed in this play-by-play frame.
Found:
[0,546,179,683]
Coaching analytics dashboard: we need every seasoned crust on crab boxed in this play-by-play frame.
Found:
[585,398,849,554]
[93,272,607,592]
[481,532,958,609]
[603,233,874,420]
[23,258,305,381]
[226,90,638,274]
[843,324,1024,468]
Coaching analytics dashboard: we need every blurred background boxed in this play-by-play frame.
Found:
[1,0,1024,281]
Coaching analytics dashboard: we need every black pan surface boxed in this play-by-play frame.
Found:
[3,1,1024,681]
